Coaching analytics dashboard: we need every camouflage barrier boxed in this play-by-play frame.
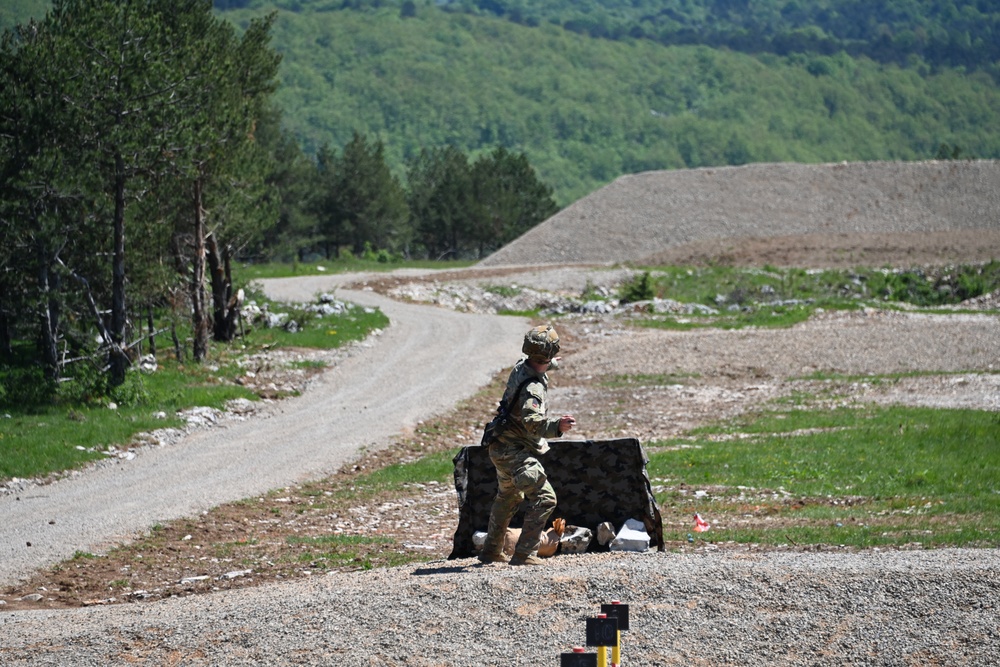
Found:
[449,438,664,559]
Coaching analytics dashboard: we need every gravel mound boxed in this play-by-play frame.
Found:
[481,160,1000,267]
[2,549,997,665]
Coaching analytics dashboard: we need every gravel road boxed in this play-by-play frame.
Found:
[0,274,527,586]
[2,269,998,666]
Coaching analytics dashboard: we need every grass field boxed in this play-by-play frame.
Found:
[648,404,1000,549]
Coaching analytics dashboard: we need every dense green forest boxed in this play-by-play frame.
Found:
[5,0,1000,204]
[217,0,1000,74]
[214,0,1000,204]
[2,0,999,403]
[443,0,1000,73]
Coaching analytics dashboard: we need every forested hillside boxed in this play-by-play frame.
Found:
[5,0,1000,204]
[0,1,49,32]
[220,0,1000,73]
[436,0,1000,73]
[225,0,1000,204]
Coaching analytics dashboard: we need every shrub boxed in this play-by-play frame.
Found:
[108,372,151,408]
[619,271,655,303]
[0,365,57,409]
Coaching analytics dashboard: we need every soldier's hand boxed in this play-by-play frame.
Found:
[559,415,576,432]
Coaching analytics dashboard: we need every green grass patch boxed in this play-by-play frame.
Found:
[655,405,999,497]
[239,297,388,351]
[0,299,388,484]
[496,308,541,317]
[637,262,1000,309]
[651,405,1000,548]
[483,284,523,298]
[0,360,255,481]
[337,450,455,502]
[794,369,994,383]
[637,302,823,330]
[622,263,1000,324]
[286,533,408,570]
[606,262,999,332]
[637,265,848,305]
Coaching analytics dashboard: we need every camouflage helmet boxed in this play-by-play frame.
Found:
[522,324,560,363]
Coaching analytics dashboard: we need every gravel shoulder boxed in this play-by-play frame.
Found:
[2,548,997,666]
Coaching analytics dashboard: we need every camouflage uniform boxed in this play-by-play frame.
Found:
[480,358,566,561]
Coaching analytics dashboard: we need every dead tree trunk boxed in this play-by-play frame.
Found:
[37,245,60,381]
[108,151,130,386]
[206,232,241,342]
[146,306,156,358]
[0,306,11,363]
[191,177,210,362]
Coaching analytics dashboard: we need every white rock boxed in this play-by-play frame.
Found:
[596,521,616,545]
[138,354,158,373]
[608,518,650,552]
[559,525,593,554]
[472,531,487,550]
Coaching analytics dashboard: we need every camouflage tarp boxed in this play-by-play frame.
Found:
[449,438,664,559]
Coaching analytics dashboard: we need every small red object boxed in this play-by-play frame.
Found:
[693,513,710,532]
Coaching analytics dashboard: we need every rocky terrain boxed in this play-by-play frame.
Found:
[2,160,999,665]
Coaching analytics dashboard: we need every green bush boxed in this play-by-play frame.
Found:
[865,263,1000,307]
[108,372,151,408]
[55,360,110,406]
[361,242,400,264]
[619,271,655,304]
[956,271,988,301]
[0,365,57,409]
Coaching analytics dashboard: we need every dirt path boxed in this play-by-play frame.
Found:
[0,274,528,586]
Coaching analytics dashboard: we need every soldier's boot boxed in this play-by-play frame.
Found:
[509,553,545,566]
[477,550,510,564]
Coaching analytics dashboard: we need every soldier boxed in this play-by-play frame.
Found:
[478,324,576,566]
